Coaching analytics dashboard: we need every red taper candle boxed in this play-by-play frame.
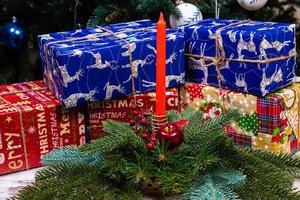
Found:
[155,12,167,116]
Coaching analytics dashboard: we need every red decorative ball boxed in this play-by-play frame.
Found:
[157,123,184,148]
[142,133,148,139]
[140,118,148,125]
[146,142,155,150]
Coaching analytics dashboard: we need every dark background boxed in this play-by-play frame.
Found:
[0,0,299,84]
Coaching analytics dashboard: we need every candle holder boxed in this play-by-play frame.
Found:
[152,114,168,133]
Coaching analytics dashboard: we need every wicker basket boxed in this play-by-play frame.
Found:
[141,179,181,199]
[143,195,181,200]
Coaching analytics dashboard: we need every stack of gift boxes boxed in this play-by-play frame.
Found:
[179,19,299,154]
[0,18,299,175]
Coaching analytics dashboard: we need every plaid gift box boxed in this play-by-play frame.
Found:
[289,134,299,154]
[226,127,252,149]
[257,95,286,134]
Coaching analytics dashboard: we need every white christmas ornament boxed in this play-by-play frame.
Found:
[237,0,268,11]
[169,2,203,28]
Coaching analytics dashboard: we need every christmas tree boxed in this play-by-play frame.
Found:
[13,108,300,199]
[0,0,300,84]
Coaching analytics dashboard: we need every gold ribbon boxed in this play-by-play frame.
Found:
[43,26,156,103]
[185,20,297,89]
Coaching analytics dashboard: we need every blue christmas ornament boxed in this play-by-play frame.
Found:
[1,16,25,49]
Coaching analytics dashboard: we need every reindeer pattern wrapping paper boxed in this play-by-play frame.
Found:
[38,20,185,108]
[180,82,300,153]
[181,19,296,97]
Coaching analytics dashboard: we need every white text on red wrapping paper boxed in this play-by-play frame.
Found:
[36,104,49,156]
[50,112,59,148]
[60,109,70,137]
[5,132,23,170]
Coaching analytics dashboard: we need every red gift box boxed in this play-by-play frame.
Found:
[88,88,179,140]
[0,81,85,175]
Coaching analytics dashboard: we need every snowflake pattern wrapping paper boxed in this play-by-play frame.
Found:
[38,20,185,108]
[180,19,296,97]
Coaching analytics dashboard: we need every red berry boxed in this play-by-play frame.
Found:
[129,119,135,125]
[150,138,157,143]
[205,116,211,121]
[150,133,156,142]
[140,118,148,124]
[214,110,220,116]
[146,142,155,150]
[136,114,143,121]
[133,110,141,115]
[142,133,148,139]
[130,104,137,110]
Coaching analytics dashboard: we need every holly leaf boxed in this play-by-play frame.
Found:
[280,135,285,144]
[273,127,280,137]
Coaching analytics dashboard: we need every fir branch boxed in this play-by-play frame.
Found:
[42,146,102,166]
[13,165,103,200]
[188,109,204,126]
[13,108,300,200]
[35,162,97,182]
[183,169,245,200]
[181,107,196,120]
[157,168,193,195]
[103,120,135,136]
[136,0,179,19]
[98,154,126,183]
[80,120,144,153]
[167,110,181,123]
[167,147,220,176]
[86,5,110,27]
[122,153,157,185]
[218,142,300,199]
[184,109,240,145]
[241,149,300,176]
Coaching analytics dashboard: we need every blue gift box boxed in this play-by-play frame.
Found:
[38,20,185,108]
[181,19,296,96]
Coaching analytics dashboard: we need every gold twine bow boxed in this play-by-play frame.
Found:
[43,26,155,104]
[185,20,297,89]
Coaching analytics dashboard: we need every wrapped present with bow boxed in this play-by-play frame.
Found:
[180,82,300,153]
[0,81,85,175]
[180,19,296,96]
[38,19,185,108]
